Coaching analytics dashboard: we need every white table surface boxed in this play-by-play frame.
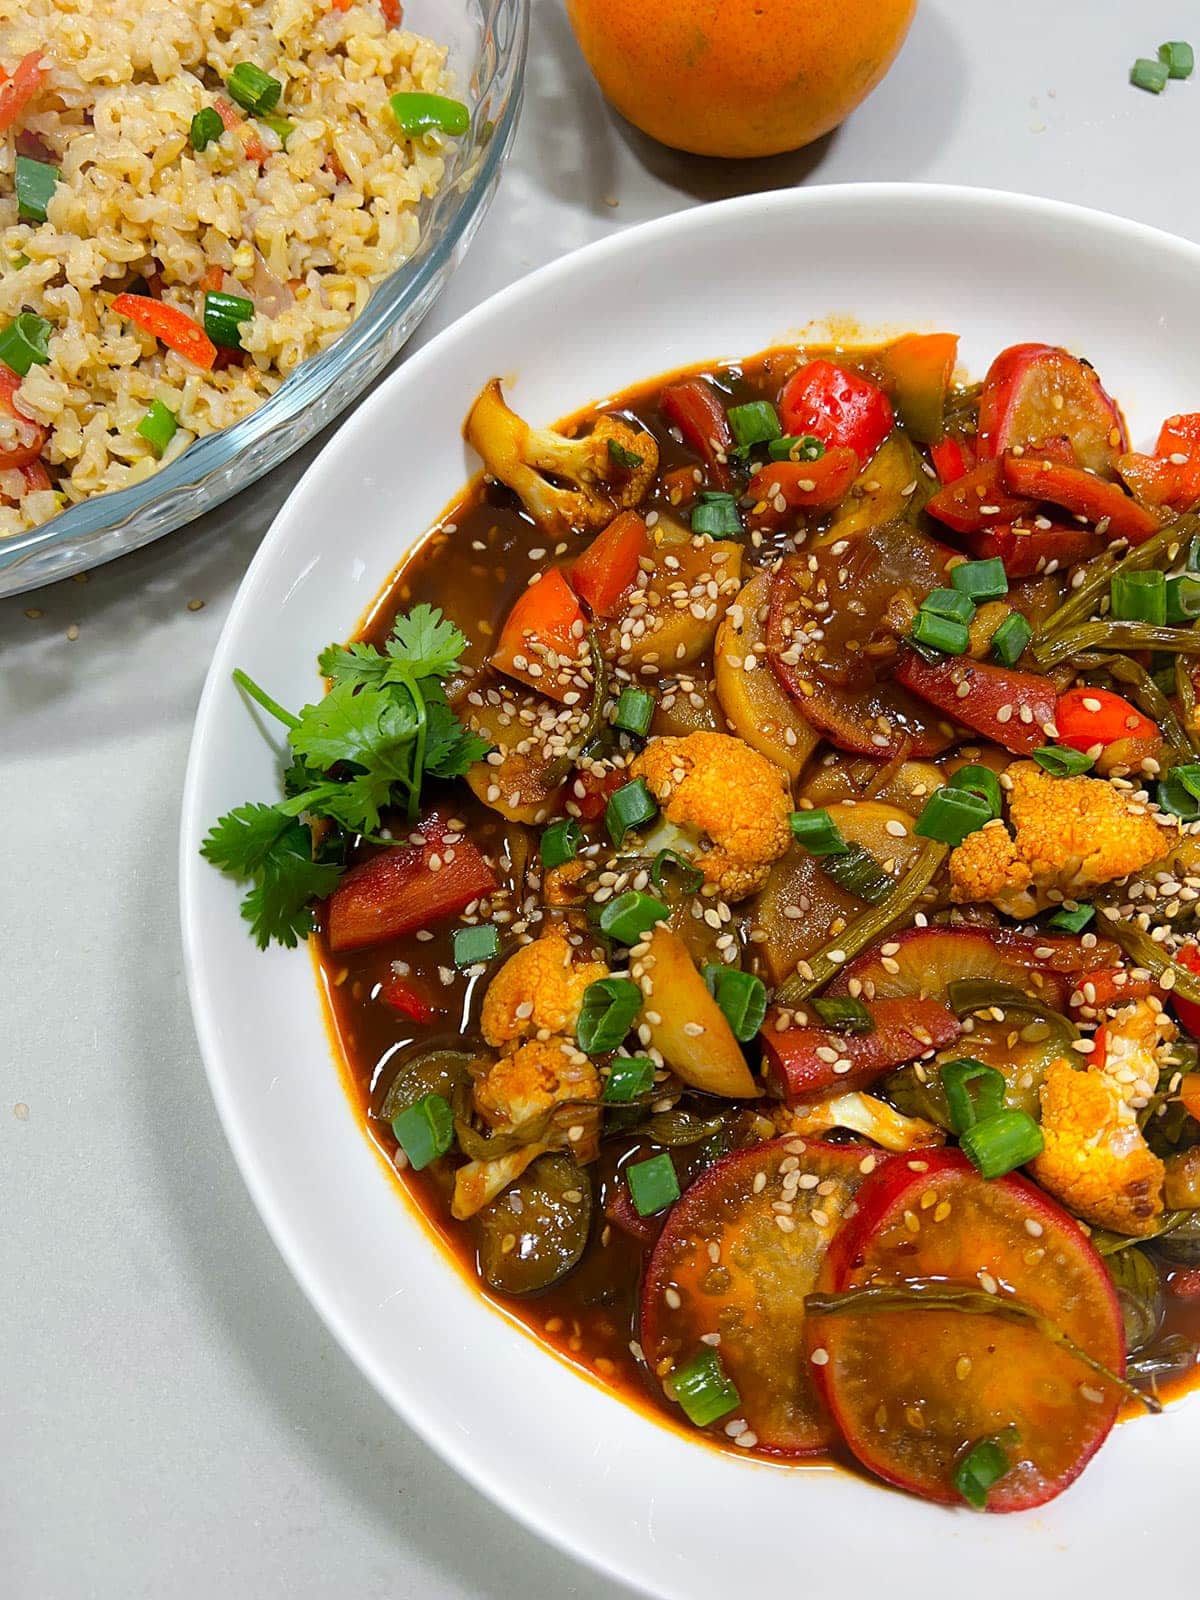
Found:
[5,2,1199,1594]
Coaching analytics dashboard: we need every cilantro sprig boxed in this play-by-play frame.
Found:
[201,604,490,949]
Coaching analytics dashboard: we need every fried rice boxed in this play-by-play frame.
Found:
[0,0,455,536]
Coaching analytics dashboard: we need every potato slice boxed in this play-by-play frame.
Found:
[715,572,818,781]
[462,691,567,824]
[752,799,924,986]
[798,755,944,812]
[814,431,931,544]
[614,536,742,669]
[637,925,758,1098]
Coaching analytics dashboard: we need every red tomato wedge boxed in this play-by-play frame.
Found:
[827,923,1121,1011]
[1002,452,1161,543]
[761,999,961,1103]
[964,521,1107,579]
[779,360,893,463]
[767,539,957,760]
[1054,686,1160,752]
[747,449,859,527]
[326,820,497,953]
[659,377,735,491]
[881,332,958,445]
[0,52,47,134]
[491,567,587,700]
[924,458,1036,534]
[929,435,975,485]
[570,510,650,619]
[1119,412,1200,512]
[640,1138,876,1456]
[976,343,1127,476]
[807,1150,1126,1511]
[892,650,1057,755]
[0,365,50,469]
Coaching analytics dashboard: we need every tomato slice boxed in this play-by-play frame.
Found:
[807,1150,1125,1511]
[827,923,1121,1010]
[779,360,893,462]
[761,998,961,1103]
[976,343,1126,476]
[1003,452,1161,544]
[326,819,498,953]
[659,377,735,491]
[892,650,1057,756]
[0,365,50,469]
[746,449,859,527]
[964,521,1107,579]
[640,1138,876,1456]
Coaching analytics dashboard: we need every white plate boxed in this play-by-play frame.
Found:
[181,185,1196,1600]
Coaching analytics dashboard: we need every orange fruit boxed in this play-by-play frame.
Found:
[564,0,918,160]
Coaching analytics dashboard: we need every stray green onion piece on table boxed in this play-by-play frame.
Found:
[390,91,471,137]
[1158,40,1194,79]
[1131,56,1170,93]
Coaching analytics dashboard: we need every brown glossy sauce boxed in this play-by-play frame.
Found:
[315,344,1200,1474]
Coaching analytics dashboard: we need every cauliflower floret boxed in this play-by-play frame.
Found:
[452,1038,601,1220]
[465,378,659,532]
[473,1036,601,1132]
[774,1092,946,1153]
[480,927,608,1048]
[1030,1000,1175,1235]
[950,760,1171,917]
[631,730,792,901]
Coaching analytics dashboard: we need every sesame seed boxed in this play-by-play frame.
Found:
[810,1347,830,1366]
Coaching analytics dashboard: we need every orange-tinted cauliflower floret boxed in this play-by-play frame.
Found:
[631,730,792,900]
[1030,1001,1174,1235]
[452,1038,601,1220]
[480,927,608,1048]
[776,1091,946,1153]
[950,760,1171,917]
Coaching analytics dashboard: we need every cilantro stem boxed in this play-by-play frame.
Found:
[233,668,301,731]
[395,666,427,822]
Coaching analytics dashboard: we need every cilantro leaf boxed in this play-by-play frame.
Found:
[386,603,468,678]
[240,821,343,950]
[201,802,295,877]
[424,694,493,778]
[317,640,393,690]
[289,680,419,773]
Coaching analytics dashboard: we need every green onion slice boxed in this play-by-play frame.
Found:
[203,289,255,349]
[810,996,874,1034]
[959,1107,1044,1179]
[626,1151,680,1217]
[452,923,500,968]
[911,610,970,655]
[953,1433,1019,1510]
[605,777,657,846]
[768,433,825,463]
[613,685,655,737]
[727,399,782,453]
[136,399,179,456]
[1112,568,1166,625]
[1047,902,1094,933]
[1131,56,1170,92]
[259,113,294,147]
[1166,574,1200,624]
[914,786,992,846]
[703,965,767,1041]
[0,311,52,376]
[668,1347,741,1427]
[190,106,224,151]
[598,890,669,944]
[691,491,742,538]
[390,91,471,137]
[392,1092,455,1170]
[1031,745,1094,778]
[1159,40,1195,78]
[602,1056,656,1104]
[789,808,848,856]
[15,154,59,223]
[577,976,642,1053]
[819,841,894,904]
[939,1057,1005,1135]
[227,61,283,115]
[540,817,582,870]
[991,611,1031,666]
[651,847,704,895]
[947,764,1002,818]
[951,558,1008,601]
[923,586,976,625]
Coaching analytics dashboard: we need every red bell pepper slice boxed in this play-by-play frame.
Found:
[111,292,217,370]
[924,457,1036,533]
[379,972,442,1023]
[0,52,47,135]
[0,365,50,469]
[976,343,1127,475]
[659,377,735,491]
[327,818,497,953]
[1054,686,1159,752]
[380,0,403,22]
[1170,944,1200,1039]
[569,767,625,821]
[965,521,1107,578]
[881,332,958,444]
[570,510,651,619]
[1067,965,1165,1021]
[892,651,1058,755]
[746,448,859,527]
[1002,450,1161,543]
[779,359,893,462]
[929,435,975,485]
[214,94,270,164]
[17,459,51,494]
[761,997,961,1103]
[1118,412,1200,512]
[491,566,587,700]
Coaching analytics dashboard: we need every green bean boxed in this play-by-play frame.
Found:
[1033,516,1198,645]
[1034,620,1200,672]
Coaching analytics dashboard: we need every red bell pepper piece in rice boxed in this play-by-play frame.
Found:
[111,293,217,370]
[0,52,47,135]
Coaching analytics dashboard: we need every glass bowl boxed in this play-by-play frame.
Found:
[0,0,528,598]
